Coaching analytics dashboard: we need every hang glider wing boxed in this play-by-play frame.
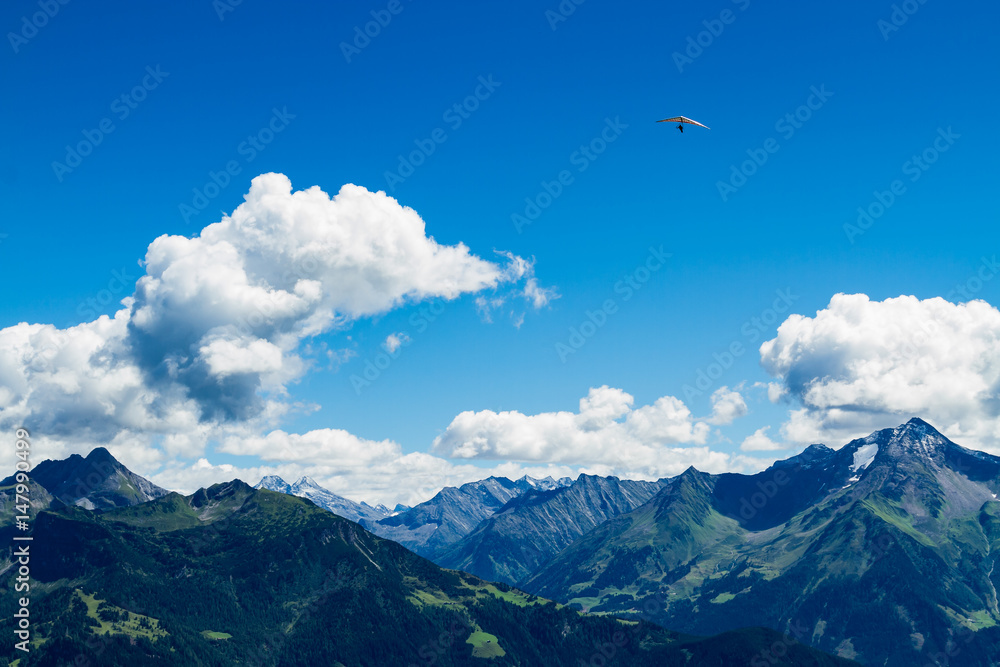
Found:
[656,116,710,129]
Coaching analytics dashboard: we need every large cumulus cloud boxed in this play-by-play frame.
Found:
[0,174,550,462]
[761,293,1000,451]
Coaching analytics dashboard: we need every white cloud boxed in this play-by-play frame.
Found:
[707,386,748,425]
[474,253,558,324]
[523,275,559,309]
[151,442,584,507]
[148,426,778,507]
[219,427,400,467]
[766,382,787,403]
[761,293,1000,451]
[0,311,204,453]
[430,385,756,478]
[383,332,409,354]
[0,174,551,460]
[740,426,783,451]
[199,337,285,378]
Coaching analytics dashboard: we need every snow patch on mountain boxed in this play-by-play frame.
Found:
[517,475,573,492]
[852,443,878,472]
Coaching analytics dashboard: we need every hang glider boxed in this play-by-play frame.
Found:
[656,116,710,133]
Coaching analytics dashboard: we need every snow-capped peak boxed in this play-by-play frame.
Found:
[517,475,572,492]
[294,476,322,489]
[254,475,292,493]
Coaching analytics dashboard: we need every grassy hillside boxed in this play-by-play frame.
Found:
[522,421,1000,666]
[0,482,858,666]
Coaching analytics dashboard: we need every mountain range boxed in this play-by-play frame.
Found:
[0,476,856,666]
[368,475,572,558]
[253,475,398,528]
[521,419,1000,666]
[6,418,1000,665]
[435,474,664,585]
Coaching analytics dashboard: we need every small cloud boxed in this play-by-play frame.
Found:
[740,426,784,451]
[523,276,559,309]
[326,346,357,370]
[475,295,506,323]
[496,251,559,312]
[707,386,748,425]
[383,332,410,353]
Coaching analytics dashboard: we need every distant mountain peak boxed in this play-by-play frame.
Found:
[256,474,288,485]
[437,474,666,585]
[254,475,292,493]
[772,443,837,471]
[294,476,322,489]
[899,415,943,434]
[252,475,390,526]
[514,475,572,493]
[199,479,252,499]
[85,446,117,464]
[868,418,950,459]
[1,446,168,511]
[835,419,954,474]
[896,416,944,439]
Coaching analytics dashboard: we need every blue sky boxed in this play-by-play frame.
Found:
[2,0,998,504]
